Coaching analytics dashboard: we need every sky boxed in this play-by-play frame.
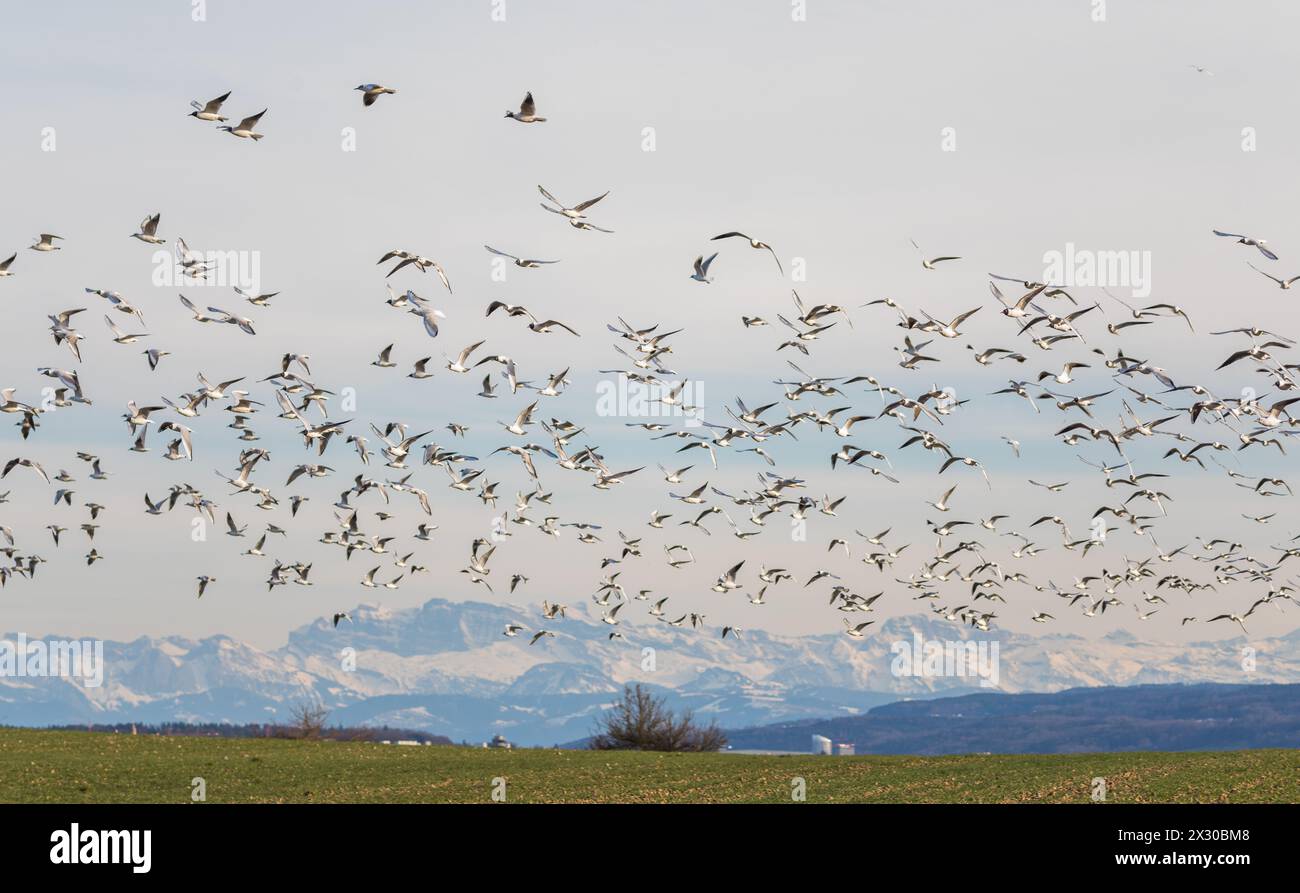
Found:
[1,0,1299,655]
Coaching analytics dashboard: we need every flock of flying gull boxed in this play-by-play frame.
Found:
[2,83,1299,653]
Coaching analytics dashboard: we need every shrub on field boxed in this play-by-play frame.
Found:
[283,699,330,740]
[589,684,727,752]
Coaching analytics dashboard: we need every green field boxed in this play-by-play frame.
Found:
[1,730,1295,803]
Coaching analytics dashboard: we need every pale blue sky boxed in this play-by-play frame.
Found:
[1,0,1298,652]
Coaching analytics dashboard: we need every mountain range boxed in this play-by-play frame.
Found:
[2,597,1295,745]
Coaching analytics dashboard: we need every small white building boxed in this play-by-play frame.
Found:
[811,734,832,755]
[835,742,855,756]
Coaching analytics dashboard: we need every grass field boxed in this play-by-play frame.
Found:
[1,729,1296,803]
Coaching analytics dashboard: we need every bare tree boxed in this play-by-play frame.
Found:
[589,684,727,752]
[286,698,330,740]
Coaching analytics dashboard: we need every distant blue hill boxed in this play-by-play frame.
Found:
[722,683,1300,754]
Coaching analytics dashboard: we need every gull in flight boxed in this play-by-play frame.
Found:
[218,109,267,140]
[1206,609,1256,636]
[377,252,451,292]
[528,319,580,336]
[924,306,981,339]
[539,185,610,225]
[158,422,193,460]
[485,245,559,268]
[86,288,146,325]
[502,402,538,436]
[0,253,14,277]
[179,294,218,323]
[224,512,247,537]
[235,286,280,307]
[1246,263,1300,289]
[505,92,546,123]
[711,232,782,275]
[2,458,49,484]
[910,238,961,270]
[206,305,256,335]
[406,293,448,337]
[1212,229,1278,261]
[927,485,958,512]
[690,252,719,283]
[29,234,63,252]
[993,282,1049,320]
[446,340,485,373]
[711,561,745,593]
[131,213,164,245]
[143,348,171,371]
[175,237,209,279]
[843,619,874,638]
[486,301,537,323]
[372,344,396,368]
[355,83,397,106]
[104,315,147,344]
[567,217,615,233]
[0,389,40,416]
[189,91,231,122]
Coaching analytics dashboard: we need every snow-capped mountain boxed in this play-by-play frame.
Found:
[1,598,1294,744]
